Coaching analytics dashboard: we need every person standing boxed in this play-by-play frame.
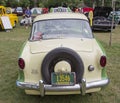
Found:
[24,6,32,29]
[88,10,93,27]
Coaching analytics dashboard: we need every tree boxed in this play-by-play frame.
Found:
[19,0,30,7]
[1,0,119,9]
[0,0,6,6]
[115,0,120,10]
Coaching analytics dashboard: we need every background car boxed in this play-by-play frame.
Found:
[108,11,120,24]
[16,12,109,96]
[13,7,23,16]
[6,7,18,27]
[0,6,18,29]
[92,16,116,31]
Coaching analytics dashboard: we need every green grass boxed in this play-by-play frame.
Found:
[0,23,120,103]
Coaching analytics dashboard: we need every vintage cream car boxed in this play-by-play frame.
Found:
[16,12,109,96]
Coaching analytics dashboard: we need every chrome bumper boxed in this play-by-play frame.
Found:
[16,78,110,96]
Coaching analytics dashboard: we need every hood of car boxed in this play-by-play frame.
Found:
[29,38,94,54]
[94,6,113,18]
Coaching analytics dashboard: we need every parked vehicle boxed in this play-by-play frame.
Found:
[16,12,109,96]
[0,6,18,30]
[13,7,23,16]
[92,16,116,31]
[108,11,120,24]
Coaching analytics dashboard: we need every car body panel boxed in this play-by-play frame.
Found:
[29,38,93,53]
[19,38,103,81]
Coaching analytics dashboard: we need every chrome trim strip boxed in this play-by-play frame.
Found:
[16,78,110,96]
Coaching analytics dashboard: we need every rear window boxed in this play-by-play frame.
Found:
[30,19,93,41]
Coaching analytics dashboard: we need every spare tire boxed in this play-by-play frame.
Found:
[41,47,84,84]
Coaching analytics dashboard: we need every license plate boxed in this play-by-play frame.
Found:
[51,72,76,86]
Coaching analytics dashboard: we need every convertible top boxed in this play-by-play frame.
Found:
[33,12,88,22]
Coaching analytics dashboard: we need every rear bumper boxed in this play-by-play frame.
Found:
[16,78,109,96]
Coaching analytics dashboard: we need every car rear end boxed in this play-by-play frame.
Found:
[16,12,109,96]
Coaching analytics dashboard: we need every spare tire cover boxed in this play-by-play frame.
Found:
[41,47,84,84]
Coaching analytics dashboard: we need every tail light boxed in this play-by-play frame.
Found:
[18,58,25,69]
[100,56,107,67]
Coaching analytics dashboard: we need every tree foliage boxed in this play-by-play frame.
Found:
[0,0,120,9]
[19,0,30,7]
[0,0,6,6]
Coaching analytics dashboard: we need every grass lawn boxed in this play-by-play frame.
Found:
[0,23,120,103]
